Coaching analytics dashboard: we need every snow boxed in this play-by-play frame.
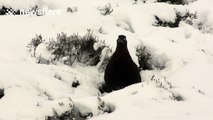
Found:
[1,0,213,120]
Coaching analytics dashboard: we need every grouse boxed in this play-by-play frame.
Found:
[104,35,141,92]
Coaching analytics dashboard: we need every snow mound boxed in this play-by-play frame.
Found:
[0,0,213,120]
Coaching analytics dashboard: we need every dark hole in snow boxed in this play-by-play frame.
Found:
[0,89,4,99]
[72,81,80,88]
[54,73,62,80]
[174,94,184,101]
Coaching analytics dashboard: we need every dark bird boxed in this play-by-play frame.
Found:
[104,35,141,92]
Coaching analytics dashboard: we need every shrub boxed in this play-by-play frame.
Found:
[28,30,109,67]
[46,97,115,120]
[133,0,149,4]
[97,96,114,114]
[149,75,183,101]
[76,31,104,65]
[30,5,43,16]
[27,34,44,57]
[67,6,78,13]
[28,32,167,74]
[136,45,167,71]
[46,109,76,120]
[198,23,213,34]
[98,3,113,16]
[47,33,80,66]
[136,46,152,71]
[154,10,197,28]
[46,30,106,66]
[157,0,184,5]
[97,47,112,72]
[46,98,78,120]
[97,42,165,73]
[133,0,138,4]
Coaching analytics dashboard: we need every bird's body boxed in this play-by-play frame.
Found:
[104,35,141,92]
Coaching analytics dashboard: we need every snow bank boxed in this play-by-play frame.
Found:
[0,0,213,120]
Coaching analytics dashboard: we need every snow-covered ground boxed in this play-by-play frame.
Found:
[0,0,213,120]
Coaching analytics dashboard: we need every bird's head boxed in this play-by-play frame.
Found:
[117,35,127,46]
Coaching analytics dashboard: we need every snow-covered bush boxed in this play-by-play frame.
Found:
[136,45,168,70]
[76,31,105,65]
[154,10,197,28]
[98,3,113,16]
[45,98,78,120]
[29,30,109,67]
[97,47,112,72]
[136,46,152,71]
[150,75,172,90]
[157,0,184,5]
[74,97,115,119]
[28,32,168,76]
[98,41,167,73]
[27,34,44,57]
[197,23,213,34]
[133,0,152,4]
[147,75,183,101]
[46,97,115,120]
[0,89,4,99]
[46,32,80,66]
[47,30,106,66]
[30,5,44,16]
[67,6,78,13]
[133,0,138,4]
[97,96,114,114]
[46,109,75,120]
